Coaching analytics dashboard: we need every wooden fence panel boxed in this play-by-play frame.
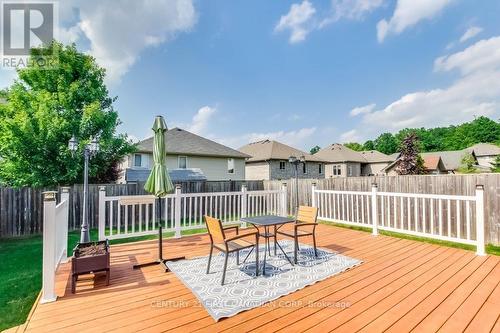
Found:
[0,180,264,238]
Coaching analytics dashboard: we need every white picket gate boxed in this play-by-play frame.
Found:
[312,183,486,256]
[98,184,288,241]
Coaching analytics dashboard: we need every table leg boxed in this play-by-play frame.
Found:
[263,226,268,275]
[274,225,277,255]
[276,241,294,266]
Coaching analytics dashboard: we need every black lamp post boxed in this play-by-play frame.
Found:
[69,135,100,243]
[288,155,306,215]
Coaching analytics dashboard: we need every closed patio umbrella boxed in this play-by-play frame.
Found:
[133,115,184,270]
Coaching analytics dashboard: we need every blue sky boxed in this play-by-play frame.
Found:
[2,0,500,151]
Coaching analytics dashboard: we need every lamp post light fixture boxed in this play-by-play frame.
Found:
[68,135,100,243]
[288,155,306,215]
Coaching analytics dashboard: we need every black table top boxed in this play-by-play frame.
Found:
[240,215,295,226]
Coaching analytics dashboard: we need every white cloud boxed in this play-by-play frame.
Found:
[350,103,376,116]
[320,0,385,28]
[459,26,483,43]
[346,36,500,140]
[340,129,361,142]
[275,1,316,44]
[434,36,500,75]
[61,0,197,84]
[186,106,217,135]
[377,0,453,42]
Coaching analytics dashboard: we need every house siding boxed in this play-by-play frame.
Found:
[325,162,362,178]
[362,162,391,176]
[245,160,325,180]
[118,153,245,182]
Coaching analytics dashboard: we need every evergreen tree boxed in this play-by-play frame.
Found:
[395,133,425,175]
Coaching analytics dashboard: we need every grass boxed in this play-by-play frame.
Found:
[0,227,209,331]
[319,220,500,255]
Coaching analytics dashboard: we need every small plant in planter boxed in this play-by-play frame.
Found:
[72,240,110,293]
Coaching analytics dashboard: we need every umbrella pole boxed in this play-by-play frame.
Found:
[133,197,185,271]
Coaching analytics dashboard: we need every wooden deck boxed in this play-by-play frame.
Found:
[19,224,500,332]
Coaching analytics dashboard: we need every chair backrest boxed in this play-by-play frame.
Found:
[296,206,318,224]
[204,215,225,243]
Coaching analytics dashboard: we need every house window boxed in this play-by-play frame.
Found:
[302,163,307,174]
[134,154,142,167]
[333,165,341,176]
[228,158,235,174]
[319,164,323,174]
[279,161,286,170]
[178,156,187,169]
[348,165,353,176]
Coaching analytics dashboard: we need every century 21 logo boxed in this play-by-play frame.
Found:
[1,2,55,56]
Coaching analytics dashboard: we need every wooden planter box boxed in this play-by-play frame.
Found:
[71,240,110,293]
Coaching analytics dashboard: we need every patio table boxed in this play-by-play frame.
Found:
[240,215,295,275]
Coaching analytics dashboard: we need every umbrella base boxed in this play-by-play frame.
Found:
[133,256,186,272]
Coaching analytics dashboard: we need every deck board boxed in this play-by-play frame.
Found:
[19,224,500,333]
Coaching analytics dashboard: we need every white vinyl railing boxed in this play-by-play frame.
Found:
[312,183,486,256]
[98,184,287,240]
[41,188,70,303]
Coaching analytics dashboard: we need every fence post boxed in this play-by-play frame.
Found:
[60,187,70,261]
[41,191,57,303]
[371,183,378,236]
[475,185,486,256]
[311,182,317,208]
[174,184,182,238]
[98,186,106,241]
[241,184,247,228]
[281,182,288,217]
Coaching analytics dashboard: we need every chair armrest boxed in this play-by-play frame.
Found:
[225,231,258,242]
[295,222,318,229]
[223,225,239,235]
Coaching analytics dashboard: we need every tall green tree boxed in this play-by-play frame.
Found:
[344,142,363,151]
[310,145,320,154]
[0,42,134,187]
[374,133,399,155]
[395,133,425,175]
[363,140,375,151]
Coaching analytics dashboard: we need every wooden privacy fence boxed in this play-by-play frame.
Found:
[0,180,264,238]
[264,174,500,245]
[312,184,486,255]
[98,185,287,240]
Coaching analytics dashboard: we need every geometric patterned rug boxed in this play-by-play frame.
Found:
[165,240,362,321]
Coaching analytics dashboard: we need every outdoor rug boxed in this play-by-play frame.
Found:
[165,240,362,321]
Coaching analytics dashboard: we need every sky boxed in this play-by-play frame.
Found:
[1,0,500,151]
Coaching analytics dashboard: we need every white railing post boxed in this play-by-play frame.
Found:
[241,184,247,228]
[281,182,288,217]
[41,191,57,303]
[311,182,317,208]
[98,186,106,241]
[60,187,70,261]
[475,185,486,256]
[371,183,378,236]
[174,184,182,238]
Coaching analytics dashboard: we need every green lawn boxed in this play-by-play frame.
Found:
[319,220,500,255]
[0,227,208,331]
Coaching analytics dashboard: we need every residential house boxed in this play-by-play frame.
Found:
[314,143,394,177]
[466,143,500,169]
[238,140,328,180]
[384,155,447,175]
[118,127,250,183]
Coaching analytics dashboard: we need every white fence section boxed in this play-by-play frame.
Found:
[312,183,486,256]
[99,184,288,241]
[41,188,70,303]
